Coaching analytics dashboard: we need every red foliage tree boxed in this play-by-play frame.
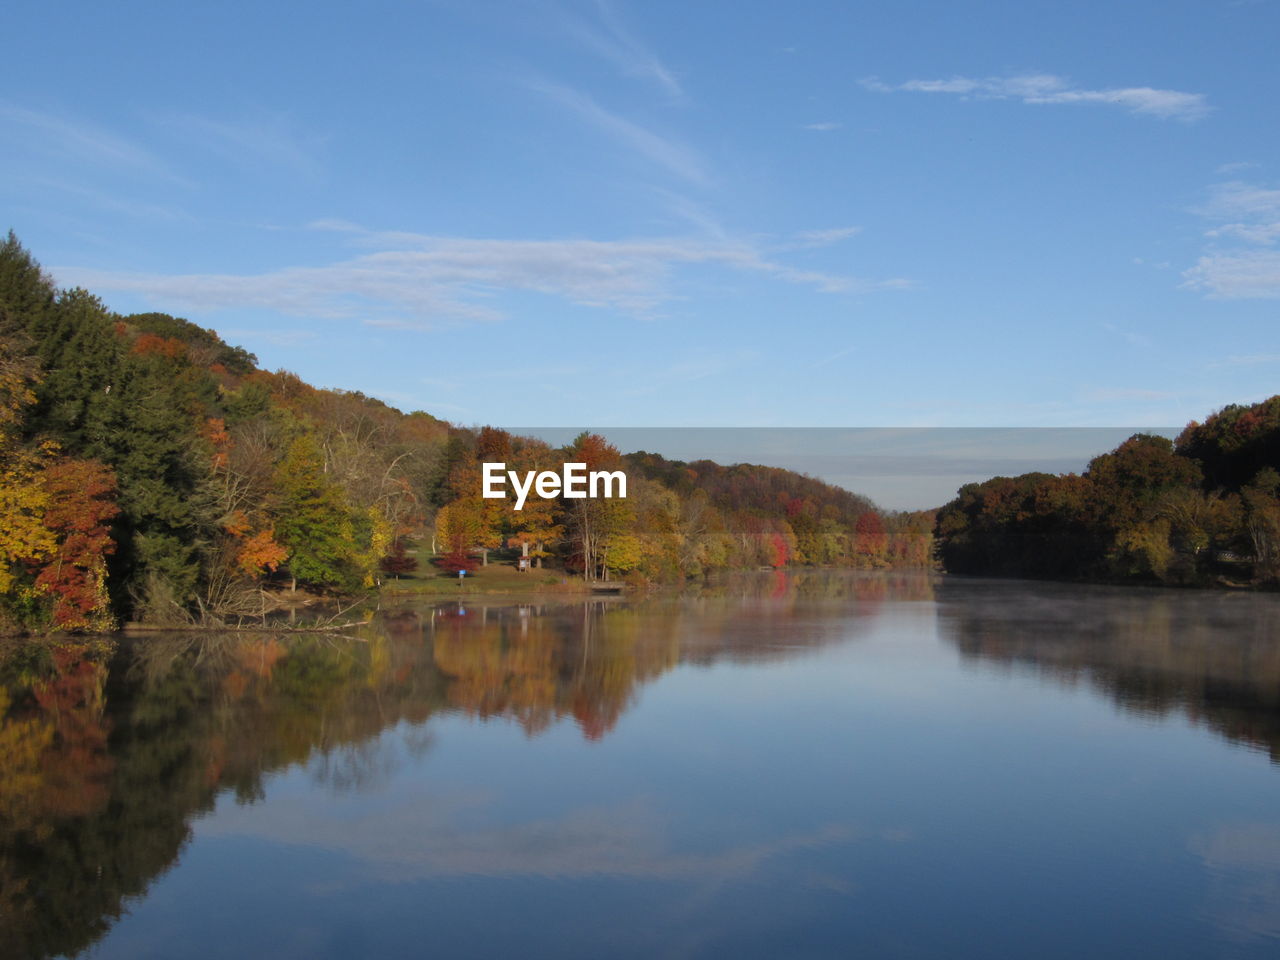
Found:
[380,539,419,577]
[768,532,790,567]
[437,550,479,575]
[854,511,888,562]
[34,458,120,629]
[130,333,187,359]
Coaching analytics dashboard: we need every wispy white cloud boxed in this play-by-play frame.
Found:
[1080,387,1179,403]
[1210,354,1280,367]
[803,121,842,131]
[1207,223,1280,245]
[648,187,728,238]
[1183,180,1280,298]
[23,176,189,221]
[862,73,1210,121]
[1199,181,1280,244]
[530,79,708,184]
[53,220,905,326]
[0,102,190,183]
[1184,250,1280,299]
[157,111,325,179]
[791,226,862,248]
[559,0,683,98]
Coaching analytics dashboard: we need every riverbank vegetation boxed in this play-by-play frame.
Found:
[934,405,1280,587]
[0,234,931,634]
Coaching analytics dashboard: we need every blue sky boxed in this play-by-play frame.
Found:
[3,0,1279,430]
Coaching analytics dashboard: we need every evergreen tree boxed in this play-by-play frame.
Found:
[272,434,357,590]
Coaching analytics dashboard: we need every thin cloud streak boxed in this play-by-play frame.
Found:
[790,227,862,248]
[158,111,325,179]
[1210,354,1280,367]
[811,345,858,368]
[54,222,906,326]
[648,187,729,238]
[530,79,708,184]
[0,102,191,184]
[559,0,683,98]
[862,73,1210,121]
[1080,387,1179,403]
[24,176,189,222]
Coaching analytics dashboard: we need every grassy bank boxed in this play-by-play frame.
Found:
[381,553,596,599]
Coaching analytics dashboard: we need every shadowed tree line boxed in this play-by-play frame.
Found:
[934,403,1280,587]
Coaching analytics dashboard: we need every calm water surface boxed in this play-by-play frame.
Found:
[3,571,1280,959]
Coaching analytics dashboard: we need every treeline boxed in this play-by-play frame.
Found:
[0,233,929,633]
[934,400,1280,586]
[625,450,933,568]
[398,425,932,582]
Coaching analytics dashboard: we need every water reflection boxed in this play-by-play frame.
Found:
[0,571,909,959]
[4,572,1280,958]
[936,578,1280,761]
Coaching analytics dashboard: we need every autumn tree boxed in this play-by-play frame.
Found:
[1242,468,1280,583]
[33,459,120,630]
[564,433,632,580]
[1177,397,1280,492]
[272,434,358,590]
[0,319,56,625]
[854,511,888,567]
[501,438,562,568]
[436,455,502,566]
[380,539,418,578]
[434,496,496,572]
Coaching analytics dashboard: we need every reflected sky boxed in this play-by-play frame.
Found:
[3,572,1280,959]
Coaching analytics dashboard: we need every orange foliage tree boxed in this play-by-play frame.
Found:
[34,459,120,630]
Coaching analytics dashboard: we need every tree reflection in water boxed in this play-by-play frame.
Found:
[10,573,1275,958]
[937,578,1280,761]
[0,571,911,959]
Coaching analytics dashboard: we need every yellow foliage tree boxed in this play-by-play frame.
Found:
[0,444,57,597]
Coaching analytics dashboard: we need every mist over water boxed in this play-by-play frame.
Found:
[3,571,1279,959]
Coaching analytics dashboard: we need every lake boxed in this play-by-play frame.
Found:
[3,571,1280,959]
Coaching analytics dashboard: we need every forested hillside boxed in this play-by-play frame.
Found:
[0,233,927,633]
[934,404,1280,586]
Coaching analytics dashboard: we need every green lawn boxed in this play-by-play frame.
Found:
[380,550,590,598]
